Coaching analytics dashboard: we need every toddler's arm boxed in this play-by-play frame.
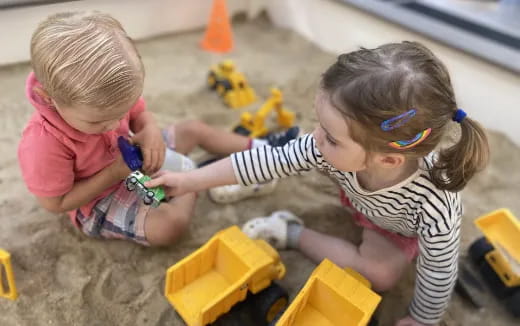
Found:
[37,155,130,213]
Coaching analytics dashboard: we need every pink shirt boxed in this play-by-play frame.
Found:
[18,72,145,225]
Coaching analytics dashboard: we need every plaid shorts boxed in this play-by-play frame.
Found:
[76,182,151,246]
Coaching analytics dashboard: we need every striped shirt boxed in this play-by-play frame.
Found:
[231,133,461,324]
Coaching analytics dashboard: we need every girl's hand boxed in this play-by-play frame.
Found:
[131,124,165,175]
[395,316,433,326]
[144,170,191,197]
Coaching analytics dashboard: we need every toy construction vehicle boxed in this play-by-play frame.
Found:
[208,60,257,109]
[468,209,520,317]
[0,249,18,300]
[125,171,165,208]
[270,259,381,326]
[233,88,295,138]
[165,226,287,326]
[117,136,165,207]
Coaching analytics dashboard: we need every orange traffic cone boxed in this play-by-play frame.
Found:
[200,0,233,53]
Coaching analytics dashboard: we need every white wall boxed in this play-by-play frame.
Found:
[265,0,520,145]
[0,0,264,65]
[1,0,518,144]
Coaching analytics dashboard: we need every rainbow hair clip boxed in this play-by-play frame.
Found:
[388,128,432,150]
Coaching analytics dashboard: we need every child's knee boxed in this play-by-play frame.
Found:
[367,262,403,292]
[147,205,193,246]
[176,120,207,138]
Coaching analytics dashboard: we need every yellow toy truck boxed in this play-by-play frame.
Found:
[468,208,520,317]
[269,259,381,326]
[208,60,257,109]
[234,88,295,138]
[0,248,18,300]
[164,226,288,326]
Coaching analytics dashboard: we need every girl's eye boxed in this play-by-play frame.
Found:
[326,135,337,146]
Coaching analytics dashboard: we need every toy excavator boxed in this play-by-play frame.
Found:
[0,249,17,300]
[208,60,257,109]
[234,88,295,138]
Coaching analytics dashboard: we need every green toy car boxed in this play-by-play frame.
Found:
[125,171,166,208]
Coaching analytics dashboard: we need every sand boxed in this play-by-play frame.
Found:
[0,17,519,326]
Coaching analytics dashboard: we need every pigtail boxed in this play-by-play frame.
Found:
[431,117,489,192]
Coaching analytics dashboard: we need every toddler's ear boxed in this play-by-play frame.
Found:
[379,153,406,168]
[32,86,53,105]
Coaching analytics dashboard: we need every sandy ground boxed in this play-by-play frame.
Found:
[0,17,519,326]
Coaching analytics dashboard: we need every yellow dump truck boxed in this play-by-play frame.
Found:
[270,259,381,326]
[469,208,520,317]
[208,60,257,109]
[164,226,287,326]
[0,248,18,300]
[234,88,295,138]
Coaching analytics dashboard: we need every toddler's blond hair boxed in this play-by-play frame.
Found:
[31,11,144,109]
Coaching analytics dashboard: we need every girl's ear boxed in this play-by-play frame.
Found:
[32,86,53,105]
[378,153,406,168]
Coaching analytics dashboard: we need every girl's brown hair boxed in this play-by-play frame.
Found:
[31,11,144,109]
[322,41,489,192]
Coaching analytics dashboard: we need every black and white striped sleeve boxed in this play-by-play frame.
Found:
[410,200,460,324]
[230,133,319,186]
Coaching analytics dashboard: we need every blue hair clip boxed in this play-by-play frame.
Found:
[453,109,467,123]
[381,109,416,131]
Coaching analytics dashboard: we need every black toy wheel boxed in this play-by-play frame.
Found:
[233,125,251,136]
[143,191,154,205]
[216,80,232,96]
[211,312,243,326]
[505,290,520,317]
[125,176,138,191]
[208,72,217,90]
[250,283,289,324]
[267,310,284,326]
[469,237,493,265]
[479,258,514,299]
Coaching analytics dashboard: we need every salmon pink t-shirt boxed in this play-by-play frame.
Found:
[18,72,145,225]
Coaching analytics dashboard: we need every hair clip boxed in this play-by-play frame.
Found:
[381,109,416,131]
[388,128,431,150]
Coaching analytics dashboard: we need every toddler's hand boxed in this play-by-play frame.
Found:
[145,170,191,197]
[131,124,165,175]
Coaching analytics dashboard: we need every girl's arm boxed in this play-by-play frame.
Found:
[145,157,236,196]
[410,215,460,325]
[37,156,130,214]
[146,133,321,196]
[231,133,318,186]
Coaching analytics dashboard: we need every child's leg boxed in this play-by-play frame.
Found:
[297,227,409,291]
[171,120,251,155]
[77,185,196,246]
[169,120,299,155]
[143,193,196,246]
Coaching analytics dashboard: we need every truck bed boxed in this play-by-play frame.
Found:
[165,226,284,326]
